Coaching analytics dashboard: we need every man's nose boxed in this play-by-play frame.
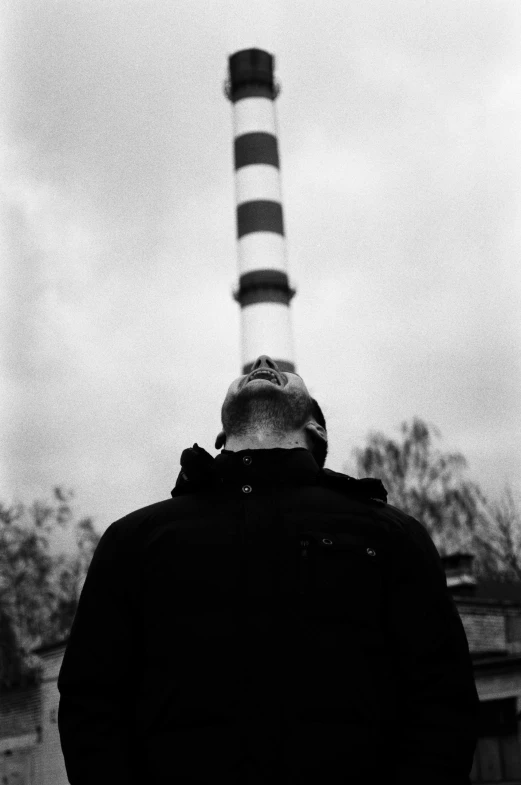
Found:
[251,355,279,372]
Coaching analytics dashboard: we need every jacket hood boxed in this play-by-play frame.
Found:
[171,443,388,503]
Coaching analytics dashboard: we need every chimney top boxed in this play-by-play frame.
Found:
[226,49,279,102]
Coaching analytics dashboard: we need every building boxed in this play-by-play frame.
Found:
[447,553,521,782]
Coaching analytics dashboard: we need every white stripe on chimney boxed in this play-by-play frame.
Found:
[235,164,282,206]
[233,97,277,137]
[237,233,288,275]
[241,302,296,371]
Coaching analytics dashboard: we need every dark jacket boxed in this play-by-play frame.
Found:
[58,445,480,785]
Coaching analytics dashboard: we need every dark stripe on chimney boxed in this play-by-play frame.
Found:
[237,200,284,238]
[231,84,275,103]
[232,269,296,306]
[234,133,279,170]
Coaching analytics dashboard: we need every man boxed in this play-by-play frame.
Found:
[58,355,480,784]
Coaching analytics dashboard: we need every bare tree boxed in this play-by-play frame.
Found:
[0,487,100,691]
[349,417,520,582]
[469,484,521,583]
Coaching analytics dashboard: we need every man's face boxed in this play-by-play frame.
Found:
[220,360,314,442]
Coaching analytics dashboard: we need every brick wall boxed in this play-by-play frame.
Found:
[459,608,508,654]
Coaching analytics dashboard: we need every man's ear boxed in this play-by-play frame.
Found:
[215,430,226,450]
[304,421,327,446]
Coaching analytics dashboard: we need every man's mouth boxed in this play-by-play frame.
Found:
[246,369,283,386]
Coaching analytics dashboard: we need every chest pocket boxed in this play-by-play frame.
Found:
[297,530,385,625]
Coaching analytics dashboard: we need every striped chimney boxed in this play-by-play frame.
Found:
[225,49,297,376]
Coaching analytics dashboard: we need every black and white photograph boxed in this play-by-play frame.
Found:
[1,1,520,783]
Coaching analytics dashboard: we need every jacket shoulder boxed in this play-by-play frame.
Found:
[319,467,388,504]
[97,497,194,550]
[319,472,438,550]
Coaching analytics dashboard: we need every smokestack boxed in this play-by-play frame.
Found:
[225,49,297,375]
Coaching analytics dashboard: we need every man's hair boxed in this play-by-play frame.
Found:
[309,397,328,469]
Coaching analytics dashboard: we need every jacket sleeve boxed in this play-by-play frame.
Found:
[57,517,140,785]
[386,510,481,785]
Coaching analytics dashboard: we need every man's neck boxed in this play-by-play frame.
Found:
[224,430,309,452]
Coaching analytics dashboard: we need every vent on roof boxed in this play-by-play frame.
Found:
[441,551,477,597]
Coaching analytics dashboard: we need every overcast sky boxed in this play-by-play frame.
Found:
[2,0,520,542]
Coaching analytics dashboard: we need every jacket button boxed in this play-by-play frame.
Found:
[242,456,252,465]
[242,484,252,494]
[367,547,376,556]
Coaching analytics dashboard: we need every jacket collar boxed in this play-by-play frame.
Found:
[171,443,387,503]
[171,444,319,495]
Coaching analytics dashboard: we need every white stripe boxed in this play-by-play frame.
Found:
[241,301,296,370]
[233,96,277,137]
[235,164,282,205]
[238,232,287,275]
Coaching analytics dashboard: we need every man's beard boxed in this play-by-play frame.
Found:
[221,384,313,441]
